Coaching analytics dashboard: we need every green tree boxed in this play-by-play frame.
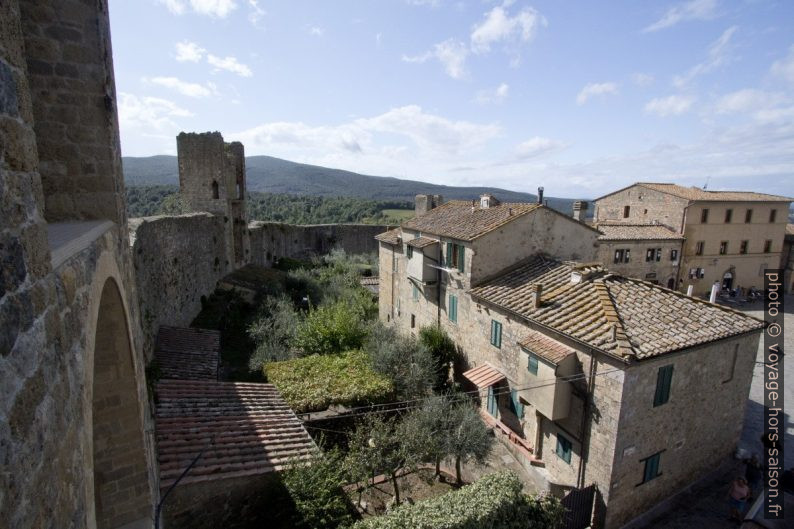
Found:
[398,396,453,478]
[158,192,189,215]
[447,403,493,486]
[282,448,354,529]
[247,295,302,369]
[294,301,367,356]
[365,323,435,400]
[418,325,459,391]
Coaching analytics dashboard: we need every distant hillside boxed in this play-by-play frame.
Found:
[122,155,585,215]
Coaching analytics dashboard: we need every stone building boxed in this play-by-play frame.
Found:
[780,223,794,293]
[594,183,791,296]
[1,1,158,527]
[178,131,250,270]
[376,195,765,528]
[595,223,684,288]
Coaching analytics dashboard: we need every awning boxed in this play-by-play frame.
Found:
[462,363,506,388]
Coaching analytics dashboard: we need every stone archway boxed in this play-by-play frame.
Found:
[91,277,152,529]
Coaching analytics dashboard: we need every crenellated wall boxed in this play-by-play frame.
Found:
[129,213,228,360]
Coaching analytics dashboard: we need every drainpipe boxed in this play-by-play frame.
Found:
[577,352,598,488]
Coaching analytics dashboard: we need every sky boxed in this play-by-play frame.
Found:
[109,0,794,199]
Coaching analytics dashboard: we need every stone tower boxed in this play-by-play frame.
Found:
[176,131,250,270]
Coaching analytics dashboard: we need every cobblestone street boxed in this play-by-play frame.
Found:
[642,295,793,528]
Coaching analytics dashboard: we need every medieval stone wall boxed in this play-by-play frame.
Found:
[249,221,387,266]
[129,213,227,360]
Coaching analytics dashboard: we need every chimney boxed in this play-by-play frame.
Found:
[537,187,544,204]
[531,284,542,308]
[709,282,720,303]
[432,194,443,208]
[480,194,500,209]
[572,200,588,221]
[415,194,431,216]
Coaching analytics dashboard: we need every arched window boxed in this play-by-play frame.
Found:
[211,180,219,199]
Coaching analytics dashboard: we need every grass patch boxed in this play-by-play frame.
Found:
[264,350,393,413]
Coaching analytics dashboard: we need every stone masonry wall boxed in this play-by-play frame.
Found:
[604,332,761,529]
[597,238,682,287]
[594,187,688,230]
[249,221,388,266]
[130,213,227,360]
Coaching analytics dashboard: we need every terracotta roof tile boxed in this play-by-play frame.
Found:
[596,223,683,241]
[402,200,542,241]
[462,364,506,387]
[406,236,439,248]
[786,224,794,236]
[155,326,220,381]
[518,330,575,365]
[155,380,317,489]
[638,183,791,203]
[375,228,402,245]
[469,255,764,360]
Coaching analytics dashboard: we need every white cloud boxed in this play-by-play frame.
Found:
[145,76,215,98]
[159,0,237,18]
[771,45,794,85]
[631,73,655,86]
[475,83,510,104]
[643,0,718,33]
[207,54,253,77]
[673,25,737,88]
[644,94,696,116]
[402,39,469,80]
[248,0,265,27]
[175,40,205,62]
[714,89,793,123]
[309,26,325,37]
[576,82,619,105]
[514,137,566,159]
[470,2,546,54]
[118,93,193,131]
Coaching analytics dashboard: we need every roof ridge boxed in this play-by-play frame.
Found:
[593,279,635,358]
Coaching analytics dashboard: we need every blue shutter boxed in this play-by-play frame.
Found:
[654,365,674,407]
[446,242,453,267]
[457,245,465,272]
[449,294,457,323]
[510,389,524,419]
[528,354,539,375]
[487,386,498,417]
[556,434,572,464]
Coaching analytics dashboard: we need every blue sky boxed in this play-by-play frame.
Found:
[110,0,794,198]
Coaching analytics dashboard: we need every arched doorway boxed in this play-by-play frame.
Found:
[722,271,733,291]
[667,277,675,290]
[92,278,151,528]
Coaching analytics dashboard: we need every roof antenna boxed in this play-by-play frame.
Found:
[703,176,710,190]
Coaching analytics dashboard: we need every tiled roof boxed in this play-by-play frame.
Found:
[407,236,439,248]
[375,228,401,245]
[638,183,791,203]
[359,276,379,286]
[786,224,794,236]
[462,364,506,388]
[596,223,683,241]
[401,200,542,241]
[155,326,220,380]
[518,330,575,365]
[469,255,764,360]
[155,380,317,489]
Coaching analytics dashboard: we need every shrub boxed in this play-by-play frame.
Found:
[264,350,393,413]
[282,449,355,529]
[364,323,435,400]
[295,302,368,356]
[418,326,459,391]
[247,295,303,369]
[350,471,564,529]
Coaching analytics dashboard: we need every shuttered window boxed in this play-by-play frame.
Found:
[490,320,502,348]
[412,284,419,301]
[653,365,673,407]
[445,242,453,267]
[641,452,662,483]
[509,389,524,419]
[528,354,539,375]
[457,244,465,273]
[448,294,457,323]
[556,433,572,464]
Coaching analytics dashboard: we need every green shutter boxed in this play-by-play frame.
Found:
[510,389,524,419]
[449,294,457,323]
[643,453,661,483]
[528,354,539,375]
[556,434,572,464]
[490,320,502,348]
[457,245,465,272]
[654,365,674,407]
[446,242,453,267]
[413,284,419,301]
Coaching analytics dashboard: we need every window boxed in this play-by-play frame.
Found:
[764,240,772,253]
[211,180,219,199]
[745,209,753,223]
[770,209,777,223]
[448,294,458,323]
[528,353,539,375]
[486,386,498,417]
[701,208,709,223]
[490,320,502,348]
[670,249,678,261]
[646,248,655,262]
[695,241,704,256]
[509,389,524,419]
[625,249,631,262]
[719,241,728,255]
[623,205,630,218]
[725,209,733,223]
[641,452,662,484]
[655,248,662,262]
[410,314,416,328]
[654,365,674,407]
[740,240,748,254]
[412,284,419,301]
[407,245,413,259]
[556,433,572,464]
[445,242,465,273]
[614,249,630,264]
[396,298,401,316]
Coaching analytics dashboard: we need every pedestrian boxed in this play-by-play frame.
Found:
[745,455,762,500]
[728,476,750,521]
